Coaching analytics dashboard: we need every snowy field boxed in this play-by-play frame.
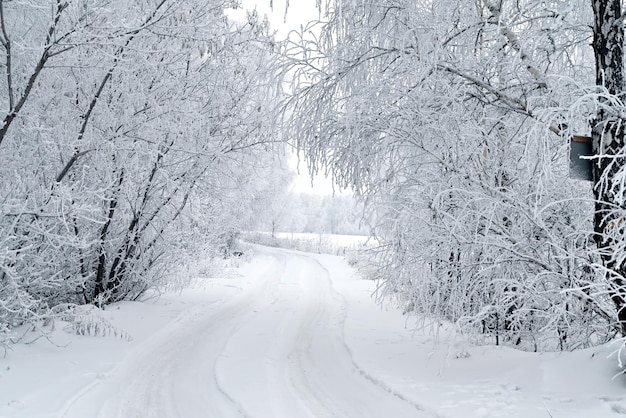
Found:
[241,232,376,258]
[1,245,626,417]
[273,232,373,247]
[245,231,375,248]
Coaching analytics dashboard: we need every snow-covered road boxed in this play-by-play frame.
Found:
[61,248,429,418]
[4,245,626,418]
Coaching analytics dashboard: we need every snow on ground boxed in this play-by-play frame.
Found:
[1,245,626,417]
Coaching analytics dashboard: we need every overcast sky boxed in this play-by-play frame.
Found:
[231,1,341,196]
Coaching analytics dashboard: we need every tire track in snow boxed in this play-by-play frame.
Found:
[215,247,434,417]
[61,247,436,417]
[61,255,284,418]
[284,252,436,417]
[215,251,333,417]
[311,257,444,418]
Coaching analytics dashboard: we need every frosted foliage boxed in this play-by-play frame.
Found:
[0,0,283,332]
[284,0,624,350]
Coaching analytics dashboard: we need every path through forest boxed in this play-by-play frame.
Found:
[2,246,626,418]
[60,247,429,417]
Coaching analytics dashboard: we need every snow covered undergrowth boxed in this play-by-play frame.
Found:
[320,253,626,417]
[0,246,625,418]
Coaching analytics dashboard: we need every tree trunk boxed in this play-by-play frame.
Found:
[591,0,626,335]
[94,168,124,304]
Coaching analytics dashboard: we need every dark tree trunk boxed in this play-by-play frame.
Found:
[591,0,626,335]
[94,168,124,304]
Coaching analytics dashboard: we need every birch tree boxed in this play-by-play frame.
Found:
[590,0,626,336]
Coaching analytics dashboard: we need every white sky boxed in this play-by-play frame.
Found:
[231,1,341,196]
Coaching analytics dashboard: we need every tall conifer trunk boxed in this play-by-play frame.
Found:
[591,0,626,335]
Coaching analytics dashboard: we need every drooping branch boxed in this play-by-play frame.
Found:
[483,0,548,89]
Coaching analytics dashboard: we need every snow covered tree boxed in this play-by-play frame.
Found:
[590,0,626,336]
[0,0,284,340]
[284,0,626,349]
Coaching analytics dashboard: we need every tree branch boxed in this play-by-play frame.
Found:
[0,0,14,111]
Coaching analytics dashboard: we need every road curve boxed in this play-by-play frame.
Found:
[62,247,430,418]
